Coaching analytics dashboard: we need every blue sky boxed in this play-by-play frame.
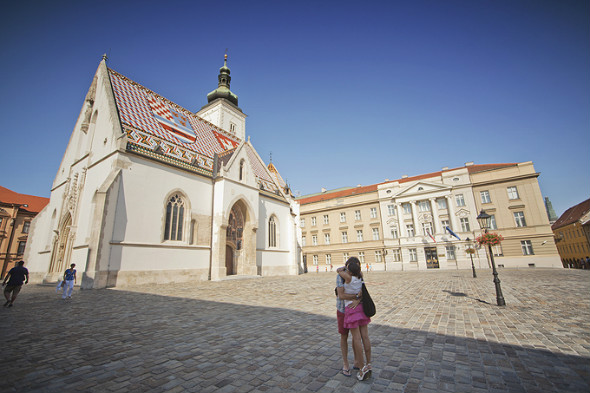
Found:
[0,0,588,216]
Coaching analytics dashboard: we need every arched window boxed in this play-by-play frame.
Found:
[164,194,185,241]
[269,215,277,248]
[239,159,245,181]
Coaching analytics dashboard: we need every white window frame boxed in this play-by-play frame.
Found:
[300,218,305,228]
[326,254,332,265]
[455,194,466,207]
[341,231,348,243]
[419,201,430,212]
[403,203,412,214]
[313,255,318,265]
[521,240,534,255]
[356,230,363,242]
[323,215,329,225]
[343,252,349,263]
[507,186,520,200]
[358,252,365,263]
[375,250,383,262]
[324,233,331,245]
[409,248,417,262]
[480,190,491,204]
[370,207,377,218]
[460,217,470,232]
[422,222,433,236]
[387,204,396,216]
[392,249,402,262]
[406,224,415,237]
[391,226,399,239]
[446,246,456,260]
[312,235,318,246]
[301,236,306,247]
[489,214,498,230]
[514,212,527,227]
[340,212,346,223]
[355,210,361,220]
[372,228,380,240]
[437,198,447,210]
[311,217,316,226]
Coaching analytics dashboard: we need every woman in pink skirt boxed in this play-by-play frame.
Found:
[337,257,372,381]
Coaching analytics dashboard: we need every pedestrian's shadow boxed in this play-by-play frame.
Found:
[442,289,491,304]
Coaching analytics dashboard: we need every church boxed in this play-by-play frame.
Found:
[25,55,302,288]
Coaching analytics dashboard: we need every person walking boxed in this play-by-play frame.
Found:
[62,264,77,300]
[2,261,29,307]
[335,258,362,376]
[338,257,372,381]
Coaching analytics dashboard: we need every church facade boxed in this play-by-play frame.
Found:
[25,56,302,288]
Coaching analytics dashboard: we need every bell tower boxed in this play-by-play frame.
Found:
[197,54,247,141]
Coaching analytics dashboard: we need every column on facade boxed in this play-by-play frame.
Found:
[410,201,419,236]
[446,195,457,232]
[430,198,440,234]
[395,202,407,237]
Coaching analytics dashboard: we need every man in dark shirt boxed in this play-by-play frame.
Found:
[2,261,29,307]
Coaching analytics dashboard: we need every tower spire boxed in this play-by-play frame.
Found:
[206,53,238,106]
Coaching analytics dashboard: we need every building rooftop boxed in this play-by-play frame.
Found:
[0,186,50,214]
[552,198,590,230]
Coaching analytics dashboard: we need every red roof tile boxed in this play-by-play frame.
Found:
[0,186,50,213]
[552,198,590,230]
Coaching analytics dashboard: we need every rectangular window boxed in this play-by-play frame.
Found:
[340,212,346,223]
[480,190,491,204]
[302,236,306,247]
[22,221,31,234]
[324,233,330,245]
[372,228,380,240]
[17,241,26,255]
[489,214,498,230]
[311,217,316,226]
[375,250,383,262]
[387,204,396,216]
[356,230,363,242]
[326,254,332,265]
[521,240,534,255]
[419,201,430,212]
[441,220,450,231]
[323,215,329,225]
[341,231,348,243]
[358,252,365,263]
[403,203,412,214]
[422,222,433,236]
[343,252,349,263]
[355,210,361,220]
[392,249,401,262]
[437,198,447,210]
[446,246,456,260]
[406,224,415,237]
[460,218,470,232]
[300,218,305,227]
[507,186,519,200]
[370,207,377,218]
[455,194,466,207]
[492,244,503,257]
[514,212,527,227]
[312,235,318,246]
[391,226,399,239]
[409,248,417,262]
[313,255,318,265]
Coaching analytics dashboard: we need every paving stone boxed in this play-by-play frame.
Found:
[1,268,589,392]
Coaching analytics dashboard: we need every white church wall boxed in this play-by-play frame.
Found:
[257,195,293,275]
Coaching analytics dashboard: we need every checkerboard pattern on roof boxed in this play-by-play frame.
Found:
[108,69,239,158]
[245,144,278,192]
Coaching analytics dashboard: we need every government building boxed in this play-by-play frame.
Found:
[298,162,561,272]
[25,55,301,288]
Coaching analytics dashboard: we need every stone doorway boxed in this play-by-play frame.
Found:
[425,247,439,269]
[225,245,234,275]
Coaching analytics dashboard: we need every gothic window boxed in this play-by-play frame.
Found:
[269,216,277,247]
[239,160,245,181]
[164,194,185,241]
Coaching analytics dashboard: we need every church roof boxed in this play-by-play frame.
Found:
[0,186,50,214]
[107,67,280,193]
[108,68,240,171]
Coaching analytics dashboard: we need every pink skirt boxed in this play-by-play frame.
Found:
[343,303,371,329]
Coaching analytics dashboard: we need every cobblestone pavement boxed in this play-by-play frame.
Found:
[1,268,589,393]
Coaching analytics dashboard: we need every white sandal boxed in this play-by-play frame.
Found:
[357,363,372,381]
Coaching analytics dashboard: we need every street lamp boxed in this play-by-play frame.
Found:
[476,210,506,306]
[465,237,477,278]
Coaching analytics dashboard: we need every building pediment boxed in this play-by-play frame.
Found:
[393,182,451,199]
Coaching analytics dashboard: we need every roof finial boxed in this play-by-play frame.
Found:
[102,53,108,62]
[269,151,273,163]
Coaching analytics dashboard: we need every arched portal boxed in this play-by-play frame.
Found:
[221,199,257,277]
[225,204,243,276]
[49,213,73,274]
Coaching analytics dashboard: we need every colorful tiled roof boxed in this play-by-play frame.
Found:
[0,186,50,213]
[552,198,590,230]
[108,69,240,171]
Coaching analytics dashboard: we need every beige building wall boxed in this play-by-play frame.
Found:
[298,186,385,272]
[470,161,561,268]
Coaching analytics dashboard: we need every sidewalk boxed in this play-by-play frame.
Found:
[1,268,589,392]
